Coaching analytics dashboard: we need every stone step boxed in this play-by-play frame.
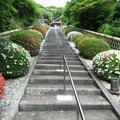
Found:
[42,50,73,52]
[14,110,119,120]
[42,49,72,52]
[29,75,94,85]
[39,56,79,61]
[25,84,100,95]
[37,60,81,65]
[32,69,89,76]
[42,45,69,48]
[35,64,85,70]
[41,52,75,56]
[20,93,111,111]
[41,51,74,54]
[40,54,77,58]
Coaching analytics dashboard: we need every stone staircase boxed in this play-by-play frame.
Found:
[13,28,119,120]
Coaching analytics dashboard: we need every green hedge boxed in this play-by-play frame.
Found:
[0,38,30,78]
[9,30,43,56]
[77,36,110,59]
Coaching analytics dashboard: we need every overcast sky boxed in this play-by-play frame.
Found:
[34,0,71,7]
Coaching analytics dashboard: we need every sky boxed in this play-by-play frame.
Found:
[34,0,71,7]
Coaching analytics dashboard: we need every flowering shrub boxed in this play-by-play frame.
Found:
[0,38,31,78]
[93,50,120,82]
[34,23,49,35]
[67,31,83,41]
[0,73,5,97]
[9,30,43,56]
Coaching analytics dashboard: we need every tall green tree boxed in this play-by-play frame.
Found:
[0,0,17,32]
[62,0,116,30]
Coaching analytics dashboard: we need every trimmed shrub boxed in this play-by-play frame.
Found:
[73,35,90,49]
[67,31,83,41]
[9,30,43,56]
[0,38,30,78]
[63,25,80,35]
[93,50,120,82]
[34,23,49,35]
[78,37,110,59]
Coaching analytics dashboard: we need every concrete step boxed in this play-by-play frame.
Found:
[32,69,89,76]
[39,54,77,58]
[43,46,71,49]
[41,51,75,55]
[14,110,119,120]
[42,48,73,53]
[20,93,111,111]
[42,49,73,52]
[41,53,75,56]
[25,84,100,95]
[29,75,94,85]
[39,56,79,61]
[35,64,85,70]
[37,60,81,65]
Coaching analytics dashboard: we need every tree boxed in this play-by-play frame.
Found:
[62,0,116,31]
[0,0,16,32]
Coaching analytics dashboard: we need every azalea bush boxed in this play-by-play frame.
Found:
[78,37,110,59]
[93,50,120,82]
[9,30,43,56]
[67,31,83,41]
[0,73,5,97]
[0,38,31,78]
[34,23,49,35]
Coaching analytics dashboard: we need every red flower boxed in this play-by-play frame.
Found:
[0,73,5,97]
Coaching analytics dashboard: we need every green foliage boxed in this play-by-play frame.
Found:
[12,0,48,26]
[0,38,30,78]
[47,6,63,21]
[99,1,120,37]
[9,30,43,56]
[74,35,89,49]
[0,0,51,32]
[0,0,17,32]
[63,25,80,35]
[78,37,110,59]
[108,0,120,21]
[62,0,116,30]
[93,50,120,82]
[99,23,120,37]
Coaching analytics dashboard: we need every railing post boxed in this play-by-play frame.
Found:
[110,77,120,95]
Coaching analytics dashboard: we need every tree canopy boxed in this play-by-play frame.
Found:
[62,0,117,31]
[0,0,51,32]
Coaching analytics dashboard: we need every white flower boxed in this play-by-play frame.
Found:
[93,50,120,81]
[6,65,10,68]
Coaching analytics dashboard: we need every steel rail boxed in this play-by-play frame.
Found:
[63,55,86,120]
